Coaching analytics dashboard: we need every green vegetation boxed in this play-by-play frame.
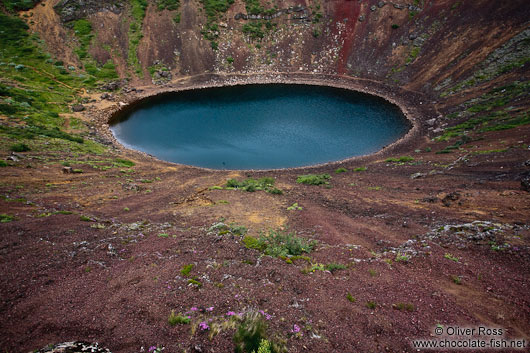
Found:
[80,215,93,222]
[296,173,330,186]
[199,0,234,48]
[451,275,462,285]
[243,229,316,258]
[346,293,356,303]
[0,214,14,223]
[0,13,109,158]
[385,156,414,163]
[353,166,367,172]
[242,22,265,41]
[334,167,347,173]
[0,160,8,167]
[71,19,118,82]
[180,264,193,277]
[72,19,93,60]
[157,0,180,10]
[225,177,280,194]
[234,311,284,353]
[324,263,347,273]
[444,253,459,262]
[10,142,30,152]
[395,253,410,262]
[187,278,202,287]
[286,203,302,211]
[128,0,148,76]
[168,310,190,325]
[366,301,377,309]
[2,0,40,12]
[437,81,529,142]
[393,303,414,312]
[391,24,399,29]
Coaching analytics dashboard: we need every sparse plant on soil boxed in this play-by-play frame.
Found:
[451,275,462,285]
[168,310,191,326]
[10,143,30,152]
[225,177,280,193]
[385,156,414,163]
[366,301,377,309]
[296,173,331,185]
[368,269,378,277]
[80,215,93,222]
[187,278,202,287]
[346,293,356,303]
[180,264,193,277]
[286,203,302,211]
[233,311,285,353]
[395,253,410,262]
[335,167,348,173]
[324,263,347,273]
[393,302,415,312]
[444,253,459,262]
[0,214,14,223]
[243,229,316,258]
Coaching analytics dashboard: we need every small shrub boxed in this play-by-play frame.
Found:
[451,275,462,285]
[233,311,285,353]
[187,278,202,287]
[346,293,356,303]
[267,188,283,195]
[114,158,135,167]
[243,235,261,250]
[386,156,414,163]
[395,253,410,262]
[296,174,330,185]
[444,253,459,262]
[391,24,399,29]
[0,160,7,167]
[80,215,93,222]
[393,302,414,312]
[168,310,190,326]
[368,269,378,277]
[286,202,302,211]
[180,264,193,277]
[353,167,367,172]
[0,214,14,223]
[335,167,348,173]
[366,301,377,309]
[10,143,30,152]
[325,263,347,273]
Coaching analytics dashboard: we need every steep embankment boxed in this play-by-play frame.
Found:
[0,0,529,352]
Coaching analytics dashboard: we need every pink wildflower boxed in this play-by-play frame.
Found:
[292,324,301,333]
[148,347,157,353]
[206,306,214,311]
[190,307,198,311]
[198,321,209,330]
[226,311,236,316]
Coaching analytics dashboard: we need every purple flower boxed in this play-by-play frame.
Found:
[190,307,198,311]
[148,347,157,353]
[292,324,301,333]
[226,311,236,316]
[206,306,214,311]
[199,321,209,330]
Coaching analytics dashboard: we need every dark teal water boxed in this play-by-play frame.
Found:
[110,84,409,169]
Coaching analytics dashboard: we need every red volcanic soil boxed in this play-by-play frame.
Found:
[334,1,360,75]
[1,74,529,353]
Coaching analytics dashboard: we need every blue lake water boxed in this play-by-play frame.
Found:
[110,84,410,169]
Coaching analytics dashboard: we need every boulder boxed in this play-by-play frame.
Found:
[71,104,85,112]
